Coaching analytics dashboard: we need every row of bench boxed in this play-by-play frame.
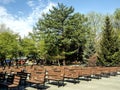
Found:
[0,65,120,89]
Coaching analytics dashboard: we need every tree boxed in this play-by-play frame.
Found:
[0,27,19,60]
[87,12,104,35]
[82,29,96,64]
[66,13,90,64]
[21,37,37,59]
[113,8,120,37]
[98,16,120,66]
[33,3,89,65]
[114,8,120,21]
[82,12,105,65]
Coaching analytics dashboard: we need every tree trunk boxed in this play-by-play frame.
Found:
[57,59,60,66]
[63,59,66,66]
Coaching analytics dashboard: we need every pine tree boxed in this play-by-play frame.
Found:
[33,3,89,65]
[98,16,120,66]
[83,30,96,65]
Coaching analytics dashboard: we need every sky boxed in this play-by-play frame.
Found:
[0,0,120,37]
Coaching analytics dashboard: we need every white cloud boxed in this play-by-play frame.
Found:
[27,1,56,24]
[0,6,8,16]
[27,0,35,7]
[0,1,56,38]
[0,0,15,4]
[43,2,56,14]
[0,6,31,37]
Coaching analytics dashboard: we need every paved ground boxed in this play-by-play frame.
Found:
[25,75,120,90]
[1,75,120,90]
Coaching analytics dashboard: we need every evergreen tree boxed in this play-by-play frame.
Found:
[33,3,89,65]
[82,29,96,64]
[98,16,120,66]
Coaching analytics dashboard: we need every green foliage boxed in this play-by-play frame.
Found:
[37,40,48,59]
[113,8,120,38]
[0,25,19,59]
[114,8,120,20]
[3,4,120,67]
[82,32,96,64]
[22,37,37,59]
[98,16,120,66]
[33,3,90,65]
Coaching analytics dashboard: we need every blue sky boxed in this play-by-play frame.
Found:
[0,0,120,37]
[52,0,120,14]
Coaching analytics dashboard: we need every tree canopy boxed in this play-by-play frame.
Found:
[32,3,90,65]
[98,16,120,66]
[0,4,120,66]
